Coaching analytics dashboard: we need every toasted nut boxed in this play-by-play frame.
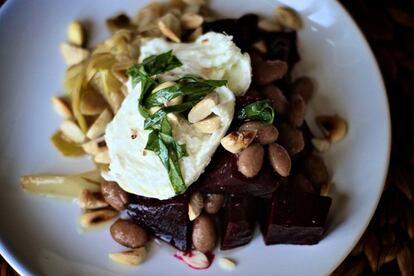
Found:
[181,13,204,29]
[79,88,107,116]
[253,60,288,86]
[158,13,181,43]
[51,96,73,119]
[303,154,330,188]
[192,214,217,253]
[188,93,219,123]
[79,208,118,229]
[258,18,282,32]
[218,257,237,270]
[316,115,348,142]
[188,192,204,221]
[311,138,331,152]
[275,6,303,30]
[239,121,279,145]
[60,43,90,66]
[268,143,291,177]
[193,115,221,134]
[220,130,256,153]
[237,143,264,178]
[288,94,306,127]
[79,189,108,210]
[203,194,224,214]
[101,180,129,211]
[110,219,149,248]
[253,40,268,54]
[82,136,107,155]
[67,20,86,47]
[60,120,86,143]
[292,77,314,102]
[189,27,203,41]
[94,150,110,164]
[86,109,112,139]
[175,250,210,269]
[263,85,289,115]
[278,123,304,156]
[320,182,332,196]
[151,81,182,107]
[109,247,146,266]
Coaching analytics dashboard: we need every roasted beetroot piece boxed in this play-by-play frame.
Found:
[203,14,258,52]
[127,194,191,251]
[260,182,332,245]
[197,149,280,196]
[264,31,300,69]
[221,196,256,250]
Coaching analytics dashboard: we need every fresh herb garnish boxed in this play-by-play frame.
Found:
[237,100,275,124]
[126,51,227,194]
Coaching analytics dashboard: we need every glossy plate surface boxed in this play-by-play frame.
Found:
[0,0,390,275]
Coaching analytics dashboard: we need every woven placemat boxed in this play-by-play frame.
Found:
[0,0,413,275]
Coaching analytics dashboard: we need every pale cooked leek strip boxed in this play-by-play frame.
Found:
[20,170,101,199]
[50,131,85,157]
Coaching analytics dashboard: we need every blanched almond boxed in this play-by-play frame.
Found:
[60,43,90,66]
[218,257,237,270]
[86,109,112,139]
[220,130,256,154]
[79,208,118,228]
[152,81,176,93]
[109,247,146,266]
[94,150,110,164]
[253,40,268,54]
[188,192,203,221]
[258,18,282,32]
[189,27,203,41]
[79,189,108,210]
[275,6,303,30]
[158,14,181,43]
[82,136,107,155]
[60,120,86,143]
[51,96,73,119]
[181,13,203,29]
[175,250,210,269]
[67,20,86,47]
[79,88,107,116]
[193,115,221,134]
[188,93,219,123]
[311,138,331,152]
[316,115,348,142]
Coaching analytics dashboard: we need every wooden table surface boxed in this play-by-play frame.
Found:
[0,0,413,275]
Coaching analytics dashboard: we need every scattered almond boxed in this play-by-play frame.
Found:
[94,150,110,164]
[60,43,90,66]
[220,130,257,153]
[218,257,237,270]
[79,189,108,210]
[86,109,113,140]
[188,92,219,123]
[193,115,221,134]
[79,88,107,116]
[158,13,181,43]
[181,13,204,29]
[51,96,73,119]
[316,115,348,142]
[67,20,86,47]
[109,247,146,266]
[60,120,86,144]
[253,40,268,54]
[258,18,282,32]
[189,27,203,41]
[79,208,118,229]
[188,192,204,221]
[175,250,210,269]
[274,6,303,30]
[82,137,107,155]
[311,138,331,152]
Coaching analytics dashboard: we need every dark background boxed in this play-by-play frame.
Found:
[0,0,413,275]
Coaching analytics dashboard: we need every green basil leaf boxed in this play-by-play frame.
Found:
[142,50,183,76]
[237,100,275,124]
[178,75,228,87]
[167,156,186,194]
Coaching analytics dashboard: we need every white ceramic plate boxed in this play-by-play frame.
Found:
[0,0,390,275]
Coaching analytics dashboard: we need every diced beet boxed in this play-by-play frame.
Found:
[221,196,256,250]
[127,194,191,251]
[203,14,258,51]
[260,182,332,245]
[197,148,280,196]
[264,31,300,69]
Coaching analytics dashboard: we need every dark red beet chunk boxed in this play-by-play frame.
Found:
[221,196,256,250]
[127,194,191,251]
[197,149,280,196]
[260,182,332,245]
